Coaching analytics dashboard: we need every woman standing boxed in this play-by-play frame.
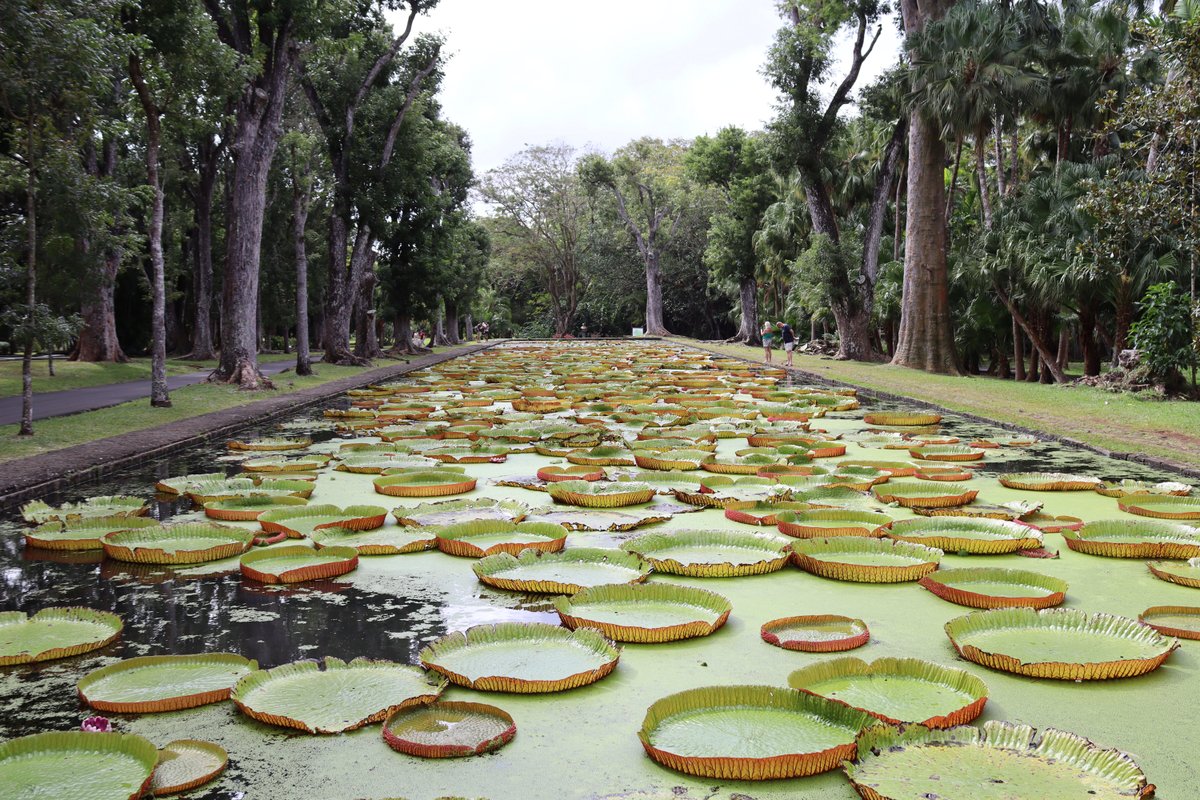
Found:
[761,320,777,363]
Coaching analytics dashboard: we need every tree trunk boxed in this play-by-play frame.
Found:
[19,132,36,437]
[130,54,171,408]
[292,167,312,376]
[434,304,450,346]
[188,133,221,360]
[352,264,380,360]
[831,302,876,361]
[644,249,668,335]
[1013,313,1025,381]
[945,135,964,223]
[994,114,1007,197]
[892,111,961,374]
[1113,275,1133,365]
[444,299,460,346]
[1056,324,1070,371]
[996,285,1066,383]
[733,276,760,344]
[975,130,993,229]
[74,139,127,363]
[1078,303,1100,377]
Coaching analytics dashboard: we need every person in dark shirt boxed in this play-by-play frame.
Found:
[779,321,795,367]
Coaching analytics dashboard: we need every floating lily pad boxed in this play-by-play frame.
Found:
[78,653,257,713]
[240,455,330,472]
[203,494,308,521]
[434,520,568,558]
[374,470,478,497]
[862,412,942,426]
[155,472,227,494]
[776,509,891,538]
[908,444,985,462]
[0,607,123,665]
[914,465,974,481]
[565,445,635,467]
[638,685,870,780]
[228,436,310,451]
[310,526,436,554]
[239,545,358,584]
[150,739,228,795]
[232,657,445,733]
[919,567,1068,609]
[787,656,987,728]
[792,538,941,583]
[25,515,158,552]
[723,501,812,526]
[844,721,1154,800]
[419,622,620,693]
[1148,556,1200,589]
[945,607,1178,680]
[21,495,148,524]
[555,583,731,643]
[623,529,792,577]
[547,480,655,508]
[473,548,651,593]
[393,498,528,527]
[1138,605,1200,640]
[102,523,255,565]
[536,465,605,482]
[1017,512,1084,532]
[1064,520,1200,558]
[1118,495,1200,520]
[383,701,516,758]
[184,477,314,503]
[872,481,978,508]
[999,472,1102,491]
[1096,479,1192,498]
[760,615,869,652]
[634,449,711,471]
[885,517,1043,554]
[257,504,389,538]
[0,731,158,799]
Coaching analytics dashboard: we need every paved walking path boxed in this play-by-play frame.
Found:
[0,360,297,425]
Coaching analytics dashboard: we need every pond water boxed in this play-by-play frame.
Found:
[0,341,1193,800]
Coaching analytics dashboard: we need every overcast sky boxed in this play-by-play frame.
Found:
[401,1,900,178]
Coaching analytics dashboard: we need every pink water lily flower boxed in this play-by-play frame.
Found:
[81,716,112,733]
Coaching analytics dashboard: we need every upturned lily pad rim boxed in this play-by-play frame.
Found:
[999,471,1103,491]
[392,498,528,526]
[373,470,478,497]
[257,504,389,536]
[637,684,872,780]
[382,700,517,759]
[760,614,870,652]
[622,529,793,577]
[554,582,732,643]
[1148,557,1200,589]
[418,621,620,693]
[231,656,446,733]
[309,526,437,555]
[20,495,148,523]
[919,566,1068,609]
[944,607,1178,680]
[844,721,1155,800]
[25,515,158,552]
[151,739,229,795]
[0,730,159,800]
[1139,605,1200,640]
[1118,494,1200,519]
[547,480,656,508]
[472,547,652,594]
[872,481,978,508]
[776,509,892,539]
[0,606,123,665]
[434,519,568,557]
[787,655,988,728]
[791,537,942,583]
[1064,519,1200,558]
[102,523,256,565]
[77,653,258,713]
[885,516,1043,554]
[239,545,359,584]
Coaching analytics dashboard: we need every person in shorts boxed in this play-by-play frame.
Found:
[779,321,795,367]
[761,321,776,363]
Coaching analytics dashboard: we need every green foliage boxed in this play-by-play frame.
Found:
[1130,282,1197,382]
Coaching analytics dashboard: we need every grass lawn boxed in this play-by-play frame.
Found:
[691,338,1200,471]
[0,346,472,464]
[0,353,295,397]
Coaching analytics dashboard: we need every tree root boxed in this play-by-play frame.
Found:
[207,360,276,390]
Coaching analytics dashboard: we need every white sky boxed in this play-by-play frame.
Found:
[398,1,900,177]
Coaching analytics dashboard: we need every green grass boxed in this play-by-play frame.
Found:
[693,339,1200,470]
[0,354,294,396]
[0,345,474,464]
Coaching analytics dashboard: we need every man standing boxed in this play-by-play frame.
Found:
[779,321,795,367]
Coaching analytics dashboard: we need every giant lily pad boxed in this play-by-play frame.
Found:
[184,477,314,503]
[1118,495,1200,520]
[1096,479,1192,498]
[787,656,987,728]
[945,607,1178,680]
[1064,520,1200,558]
[0,731,158,800]
[382,701,516,759]
[239,545,358,584]
[434,520,568,558]
[919,567,1068,609]
[25,515,158,552]
[791,538,942,583]
[1139,605,1200,640]
[1148,557,1200,589]
[21,495,148,524]
[203,494,308,521]
[393,498,527,527]
[999,472,1102,491]
[374,470,478,497]
[102,523,255,565]
[776,509,891,538]
[554,583,731,643]
[0,607,122,665]
[150,739,228,795]
[228,436,310,451]
[257,504,389,538]
[623,529,792,577]
[240,454,330,472]
[637,685,870,780]
[844,721,1155,800]
[232,657,445,733]
[77,653,257,713]
[419,622,620,693]
[760,615,870,652]
[908,444,985,462]
[473,548,651,594]
[872,481,977,508]
[565,445,635,466]
[547,480,655,508]
[862,412,942,426]
[310,526,436,555]
[155,472,227,494]
[724,500,812,526]
[885,517,1043,554]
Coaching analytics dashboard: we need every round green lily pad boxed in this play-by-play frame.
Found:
[382,701,516,759]
[24,515,158,552]
[472,548,652,594]
[622,529,792,577]
[791,538,942,583]
[240,545,359,584]
[919,567,1068,609]
[102,523,255,565]
[231,656,445,733]
[554,583,731,643]
[0,607,123,666]
[150,739,228,795]
[310,526,436,555]
[760,615,870,652]
[0,731,158,800]
[78,653,258,713]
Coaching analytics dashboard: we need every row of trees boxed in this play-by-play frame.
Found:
[1,0,491,434]
[484,0,1200,389]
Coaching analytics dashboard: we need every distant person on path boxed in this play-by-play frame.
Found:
[761,320,776,363]
[779,321,795,367]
